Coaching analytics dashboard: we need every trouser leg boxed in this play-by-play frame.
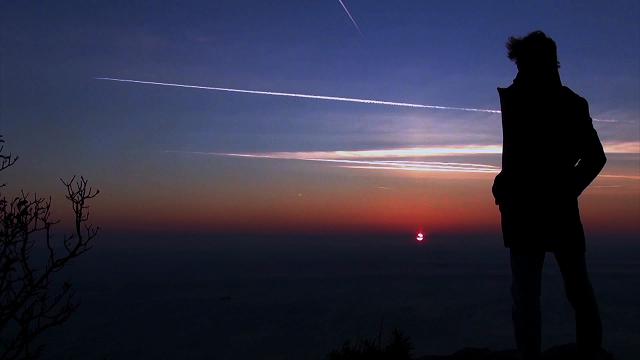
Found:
[554,251,602,357]
[510,249,545,360]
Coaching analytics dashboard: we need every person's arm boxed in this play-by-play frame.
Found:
[493,87,512,206]
[492,171,505,205]
[574,98,607,196]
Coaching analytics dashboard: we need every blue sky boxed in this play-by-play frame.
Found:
[1,1,638,235]
[2,1,638,152]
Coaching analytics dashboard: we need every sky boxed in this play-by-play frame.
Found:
[1,0,639,242]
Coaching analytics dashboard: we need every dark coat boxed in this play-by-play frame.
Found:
[493,74,606,252]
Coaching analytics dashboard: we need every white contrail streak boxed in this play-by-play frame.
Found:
[165,141,640,175]
[165,150,501,173]
[166,149,640,178]
[337,0,362,35]
[95,77,615,122]
[95,77,501,114]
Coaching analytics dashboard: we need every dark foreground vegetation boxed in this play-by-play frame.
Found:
[328,329,615,360]
[0,135,99,359]
[328,328,414,360]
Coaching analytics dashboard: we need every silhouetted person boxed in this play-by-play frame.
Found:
[492,31,607,360]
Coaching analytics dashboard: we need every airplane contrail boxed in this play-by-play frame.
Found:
[95,77,501,114]
[165,150,501,173]
[95,77,615,122]
[337,0,362,35]
[165,149,640,178]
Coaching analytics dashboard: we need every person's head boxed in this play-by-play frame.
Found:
[506,31,559,75]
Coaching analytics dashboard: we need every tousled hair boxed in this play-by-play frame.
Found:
[506,31,559,70]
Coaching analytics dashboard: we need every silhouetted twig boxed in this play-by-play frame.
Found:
[0,135,99,360]
[328,328,413,360]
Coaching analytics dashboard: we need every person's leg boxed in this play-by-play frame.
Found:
[554,251,602,358]
[510,249,545,360]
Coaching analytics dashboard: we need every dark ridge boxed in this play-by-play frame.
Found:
[417,344,614,360]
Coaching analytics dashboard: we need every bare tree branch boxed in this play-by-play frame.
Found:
[0,135,99,360]
[0,136,18,188]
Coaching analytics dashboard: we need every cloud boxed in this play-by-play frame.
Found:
[166,140,640,176]
[166,146,502,174]
[226,145,503,159]
[603,141,640,154]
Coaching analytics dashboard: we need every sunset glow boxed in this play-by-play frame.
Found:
[2,2,639,359]
[2,1,638,240]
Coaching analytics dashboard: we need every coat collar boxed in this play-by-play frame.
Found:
[512,69,562,90]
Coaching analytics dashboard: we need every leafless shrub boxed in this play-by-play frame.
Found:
[0,135,99,360]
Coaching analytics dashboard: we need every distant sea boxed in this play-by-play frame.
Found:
[40,232,640,359]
